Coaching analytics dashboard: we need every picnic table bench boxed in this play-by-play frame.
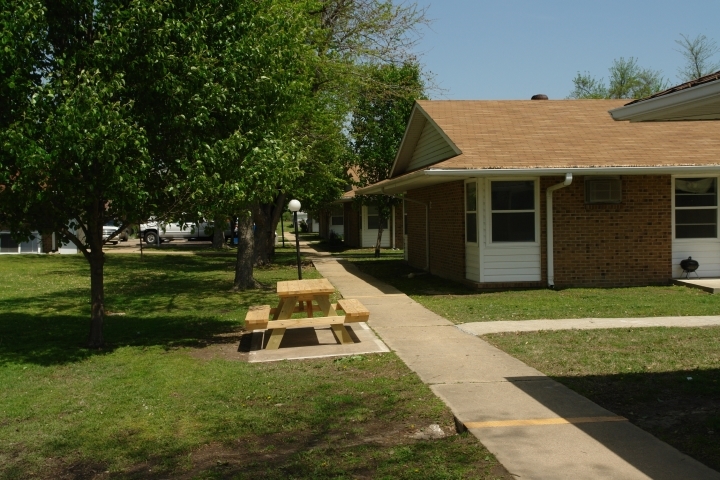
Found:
[244,278,370,350]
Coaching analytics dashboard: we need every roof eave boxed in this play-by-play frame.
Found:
[358,165,720,195]
[609,79,720,121]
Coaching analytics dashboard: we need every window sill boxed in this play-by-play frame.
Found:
[673,238,720,243]
[487,241,540,247]
[584,203,623,211]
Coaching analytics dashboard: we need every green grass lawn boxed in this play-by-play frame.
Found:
[327,252,720,323]
[484,327,720,472]
[0,253,509,479]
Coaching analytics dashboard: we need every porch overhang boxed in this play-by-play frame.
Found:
[357,165,720,195]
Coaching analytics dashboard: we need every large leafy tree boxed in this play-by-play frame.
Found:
[568,57,667,99]
[0,0,312,346]
[248,0,430,268]
[349,62,425,257]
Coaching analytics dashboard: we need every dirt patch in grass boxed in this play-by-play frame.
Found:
[98,428,510,480]
[185,330,250,362]
[484,327,720,472]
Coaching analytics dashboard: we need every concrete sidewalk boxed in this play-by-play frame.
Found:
[304,243,720,480]
[458,315,720,335]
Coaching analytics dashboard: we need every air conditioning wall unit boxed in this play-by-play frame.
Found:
[585,177,622,204]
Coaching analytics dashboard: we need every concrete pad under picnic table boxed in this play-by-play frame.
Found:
[247,322,389,363]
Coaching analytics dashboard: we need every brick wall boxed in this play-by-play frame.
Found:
[546,175,672,287]
[394,204,404,249]
[343,202,361,248]
[406,181,465,282]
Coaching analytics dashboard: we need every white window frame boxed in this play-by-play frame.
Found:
[465,180,478,245]
[672,175,720,242]
[485,178,540,245]
[330,206,344,226]
[365,205,388,230]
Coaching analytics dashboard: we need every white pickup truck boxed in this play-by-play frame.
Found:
[103,221,133,244]
[139,220,211,244]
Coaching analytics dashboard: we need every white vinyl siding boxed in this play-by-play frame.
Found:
[406,121,457,172]
[672,176,720,278]
[361,206,391,248]
[329,206,344,237]
[672,241,720,278]
[465,180,480,281]
[479,178,541,283]
[0,231,42,254]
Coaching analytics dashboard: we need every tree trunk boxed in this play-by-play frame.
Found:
[254,193,286,265]
[374,225,384,258]
[86,218,105,348]
[253,203,272,266]
[234,213,259,290]
[41,232,54,253]
[268,193,285,258]
[212,214,226,248]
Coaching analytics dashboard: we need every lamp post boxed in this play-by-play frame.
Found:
[288,199,302,280]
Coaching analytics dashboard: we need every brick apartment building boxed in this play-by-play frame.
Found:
[357,99,720,289]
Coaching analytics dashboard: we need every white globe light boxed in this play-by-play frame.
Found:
[288,199,301,212]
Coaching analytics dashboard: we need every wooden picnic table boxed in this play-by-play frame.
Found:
[244,278,369,350]
[270,278,343,349]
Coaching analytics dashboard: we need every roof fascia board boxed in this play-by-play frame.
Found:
[359,166,720,196]
[609,80,720,121]
[426,166,720,176]
[356,169,428,195]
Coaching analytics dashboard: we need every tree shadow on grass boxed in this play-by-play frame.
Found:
[349,259,477,297]
[0,252,314,367]
[0,311,243,367]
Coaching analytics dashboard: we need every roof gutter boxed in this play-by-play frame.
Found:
[424,166,720,176]
[608,79,720,121]
[358,165,720,195]
[356,169,429,195]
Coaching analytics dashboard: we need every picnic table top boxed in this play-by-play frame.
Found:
[276,278,335,297]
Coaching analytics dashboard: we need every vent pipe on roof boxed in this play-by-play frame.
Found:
[531,94,549,100]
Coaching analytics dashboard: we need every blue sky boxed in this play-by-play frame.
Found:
[413,0,720,100]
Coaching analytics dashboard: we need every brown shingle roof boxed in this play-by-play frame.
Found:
[403,99,720,173]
